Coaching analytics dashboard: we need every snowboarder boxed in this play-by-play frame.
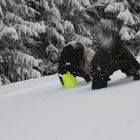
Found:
[58,42,94,87]
[90,25,140,90]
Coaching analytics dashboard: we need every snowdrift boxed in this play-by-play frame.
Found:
[0,71,140,140]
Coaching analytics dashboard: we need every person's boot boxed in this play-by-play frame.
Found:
[133,72,140,81]
[91,77,108,90]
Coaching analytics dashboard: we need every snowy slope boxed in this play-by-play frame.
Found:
[0,71,140,140]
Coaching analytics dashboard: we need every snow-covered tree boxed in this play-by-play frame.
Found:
[85,0,140,54]
[45,44,59,63]
[1,0,140,86]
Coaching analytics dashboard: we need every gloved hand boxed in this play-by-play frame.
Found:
[61,73,78,88]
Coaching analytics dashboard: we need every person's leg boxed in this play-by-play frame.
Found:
[91,65,112,90]
[91,59,140,90]
[122,47,140,70]
[92,75,108,89]
[117,59,140,80]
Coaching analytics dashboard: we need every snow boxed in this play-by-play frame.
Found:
[48,27,65,42]
[136,30,140,38]
[73,34,92,47]
[0,0,6,8]
[119,26,135,41]
[104,2,125,13]
[97,0,115,4]
[78,0,91,6]
[5,12,23,25]
[46,44,59,62]
[63,20,74,34]
[117,9,135,26]
[0,27,19,40]
[27,22,46,34]
[0,5,3,17]
[0,70,140,140]
[19,22,46,38]
[66,0,84,12]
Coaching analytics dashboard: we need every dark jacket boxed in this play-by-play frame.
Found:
[90,38,140,89]
[58,44,91,84]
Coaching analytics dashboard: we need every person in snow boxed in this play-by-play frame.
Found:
[90,24,140,90]
[58,42,94,86]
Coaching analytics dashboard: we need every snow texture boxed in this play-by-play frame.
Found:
[0,5,3,18]
[78,0,91,6]
[117,9,135,26]
[136,30,140,38]
[105,2,125,13]
[73,34,92,47]
[120,26,135,41]
[0,0,6,8]
[0,27,19,40]
[97,0,115,4]
[0,70,140,140]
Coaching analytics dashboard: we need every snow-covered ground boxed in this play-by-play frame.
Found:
[0,71,140,140]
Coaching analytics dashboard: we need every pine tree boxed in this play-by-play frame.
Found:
[1,0,140,86]
[85,0,140,54]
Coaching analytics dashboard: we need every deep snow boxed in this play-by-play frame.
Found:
[0,70,140,140]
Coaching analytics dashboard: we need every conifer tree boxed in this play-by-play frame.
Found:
[1,0,140,86]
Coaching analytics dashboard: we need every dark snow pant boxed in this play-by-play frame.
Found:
[92,60,140,90]
[120,48,140,75]
[91,47,140,90]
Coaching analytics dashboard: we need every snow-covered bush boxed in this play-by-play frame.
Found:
[64,0,84,16]
[43,0,61,21]
[0,0,6,8]
[117,9,135,26]
[77,0,91,6]
[45,45,59,62]
[105,2,125,14]
[51,21,64,34]
[0,27,19,40]
[18,22,46,38]
[97,0,116,5]
[97,0,140,45]
[63,20,75,35]
[11,52,39,68]
[72,34,92,47]
[136,31,140,39]
[10,65,41,82]
[8,51,42,82]
[119,26,135,41]
[53,0,64,6]
[6,0,39,20]
[0,5,4,19]
[4,12,24,25]
[0,74,10,85]
[47,27,65,45]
